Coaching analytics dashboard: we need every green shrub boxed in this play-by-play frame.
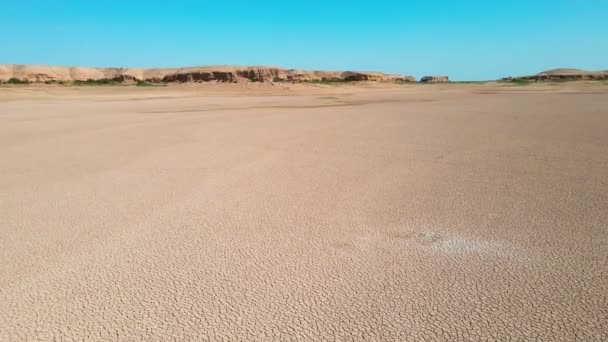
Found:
[511,79,531,86]
[73,78,118,85]
[7,78,29,84]
[305,79,351,85]
[449,81,488,84]
[393,79,416,84]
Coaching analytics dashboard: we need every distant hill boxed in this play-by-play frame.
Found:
[0,64,416,84]
[502,68,607,82]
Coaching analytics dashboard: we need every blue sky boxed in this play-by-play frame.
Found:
[1,1,606,80]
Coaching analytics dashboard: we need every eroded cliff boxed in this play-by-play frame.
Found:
[0,64,415,83]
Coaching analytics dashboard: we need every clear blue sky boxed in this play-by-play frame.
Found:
[1,0,606,80]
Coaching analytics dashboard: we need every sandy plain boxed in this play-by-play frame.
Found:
[1,82,607,341]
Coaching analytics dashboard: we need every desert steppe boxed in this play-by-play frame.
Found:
[1,82,607,341]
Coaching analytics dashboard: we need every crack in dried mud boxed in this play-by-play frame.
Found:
[1,86,607,341]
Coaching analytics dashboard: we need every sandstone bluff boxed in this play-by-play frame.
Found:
[0,64,416,83]
[502,68,608,82]
[420,76,449,83]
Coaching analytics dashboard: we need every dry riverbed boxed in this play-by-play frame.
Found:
[1,82,607,341]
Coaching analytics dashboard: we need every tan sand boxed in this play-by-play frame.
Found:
[1,82,607,341]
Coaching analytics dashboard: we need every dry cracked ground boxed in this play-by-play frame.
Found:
[1,84,607,341]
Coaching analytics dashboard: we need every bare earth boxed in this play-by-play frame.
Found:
[1,82,607,341]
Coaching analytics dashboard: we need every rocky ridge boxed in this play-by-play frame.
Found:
[502,68,608,82]
[420,76,449,83]
[0,64,416,83]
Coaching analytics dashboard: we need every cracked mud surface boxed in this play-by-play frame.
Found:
[1,85,607,341]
